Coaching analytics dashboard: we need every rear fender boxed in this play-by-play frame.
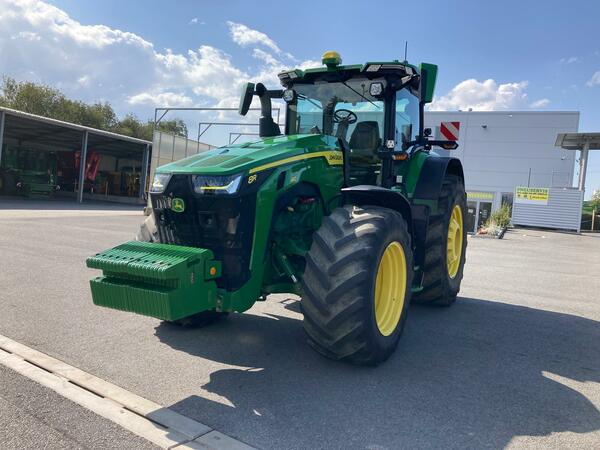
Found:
[411,156,465,277]
[413,156,464,201]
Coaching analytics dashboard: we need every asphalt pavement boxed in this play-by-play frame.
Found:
[0,198,599,449]
[0,365,158,450]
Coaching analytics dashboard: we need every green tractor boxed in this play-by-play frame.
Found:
[0,147,59,198]
[87,51,467,365]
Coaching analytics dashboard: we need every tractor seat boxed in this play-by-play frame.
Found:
[349,121,381,165]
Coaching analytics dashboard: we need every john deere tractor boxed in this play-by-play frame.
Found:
[87,51,467,365]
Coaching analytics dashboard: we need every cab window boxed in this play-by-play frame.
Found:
[395,90,420,147]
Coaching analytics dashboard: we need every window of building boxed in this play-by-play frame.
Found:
[501,192,514,211]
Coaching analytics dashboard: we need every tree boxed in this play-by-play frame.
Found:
[0,76,187,140]
[591,188,600,212]
[114,114,149,140]
[157,119,188,138]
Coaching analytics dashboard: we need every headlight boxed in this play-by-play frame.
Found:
[283,89,295,103]
[150,173,171,193]
[192,173,243,195]
[369,82,383,96]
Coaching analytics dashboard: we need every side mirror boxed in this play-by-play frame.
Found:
[419,63,438,104]
[424,127,432,137]
[238,82,255,116]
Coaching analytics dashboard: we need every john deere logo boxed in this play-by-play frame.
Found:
[171,198,185,213]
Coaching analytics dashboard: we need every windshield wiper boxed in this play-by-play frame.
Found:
[297,93,323,110]
[340,82,380,109]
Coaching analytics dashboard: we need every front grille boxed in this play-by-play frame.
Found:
[150,175,256,290]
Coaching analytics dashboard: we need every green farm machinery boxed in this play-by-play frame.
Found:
[0,147,58,197]
[87,51,467,365]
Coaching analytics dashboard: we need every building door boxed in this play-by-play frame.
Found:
[477,201,492,229]
[466,201,477,233]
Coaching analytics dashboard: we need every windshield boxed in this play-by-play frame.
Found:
[286,77,386,143]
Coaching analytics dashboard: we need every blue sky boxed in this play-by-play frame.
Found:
[2,0,600,196]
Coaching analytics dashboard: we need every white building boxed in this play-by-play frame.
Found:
[424,111,580,232]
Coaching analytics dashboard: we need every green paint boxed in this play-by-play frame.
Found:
[86,241,219,321]
[402,150,430,197]
[419,63,438,104]
[157,134,339,176]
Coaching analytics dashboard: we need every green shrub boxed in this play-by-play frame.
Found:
[486,203,512,229]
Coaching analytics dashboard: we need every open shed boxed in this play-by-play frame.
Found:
[0,106,151,204]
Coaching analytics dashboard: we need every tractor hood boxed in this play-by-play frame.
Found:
[156,134,341,176]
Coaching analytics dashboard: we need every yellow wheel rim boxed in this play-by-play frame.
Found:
[374,241,407,336]
[447,205,463,279]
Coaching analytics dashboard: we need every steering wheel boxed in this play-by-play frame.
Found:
[333,109,358,124]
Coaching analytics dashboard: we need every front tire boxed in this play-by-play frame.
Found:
[301,205,413,365]
[412,174,467,306]
[136,209,159,242]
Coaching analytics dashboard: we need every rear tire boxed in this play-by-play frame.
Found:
[301,205,413,365]
[412,174,467,306]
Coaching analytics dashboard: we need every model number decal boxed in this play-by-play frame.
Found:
[326,152,343,164]
[248,174,258,184]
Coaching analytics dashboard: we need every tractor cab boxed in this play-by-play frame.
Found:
[283,69,420,185]
[240,51,434,188]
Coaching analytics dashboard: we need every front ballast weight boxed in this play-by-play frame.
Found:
[87,241,222,321]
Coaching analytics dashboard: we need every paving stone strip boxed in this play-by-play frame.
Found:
[0,334,255,450]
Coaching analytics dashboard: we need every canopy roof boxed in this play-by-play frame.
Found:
[0,106,150,157]
[555,132,600,150]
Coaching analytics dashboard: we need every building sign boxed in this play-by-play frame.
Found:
[515,187,550,205]
[467,191,494,200]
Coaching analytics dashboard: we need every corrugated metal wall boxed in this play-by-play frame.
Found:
[512,188,583,232]
[149,131,215,185]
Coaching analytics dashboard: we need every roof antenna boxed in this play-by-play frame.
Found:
[404,41,408,62]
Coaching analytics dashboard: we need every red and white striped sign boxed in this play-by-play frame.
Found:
[440,121,460,141]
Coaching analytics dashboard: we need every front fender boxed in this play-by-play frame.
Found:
[341,185,413,236]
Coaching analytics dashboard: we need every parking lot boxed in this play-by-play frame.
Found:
[1,199,599,449]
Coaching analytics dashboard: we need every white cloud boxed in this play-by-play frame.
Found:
[77,75,91,87]
[128,91,194,107]
[252,48,278,66]
[529,98,550,108]
[7,0,153,50]
[226,21,281,54]
[0,0,158,104]
[428,79,529,111]
[586,70,600,87]
[12,31,40,41]
[188,17,205,25]
[0,0,318,133]
[559,56,580,64]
